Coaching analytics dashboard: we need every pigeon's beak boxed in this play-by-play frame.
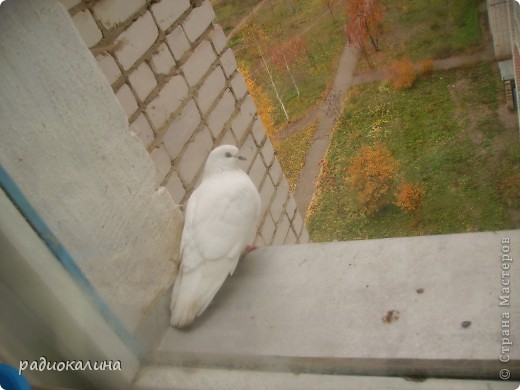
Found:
[238,155,246,161]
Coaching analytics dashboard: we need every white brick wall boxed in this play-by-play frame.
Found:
[176,128,213,184]
[207,89,235,138]
[150,145,171,184]
[150,0,190,31]
[130,113,154,148]
[96,53,121,85]
[72,9,102,48]
[182,40,216,87]
[167,26,191,62]
[197,66,226,115]
[146,75,188,129]
[114,11,158,70]
[209,25,227,55]
[163,99,201,160]
[129,62,157,102]
[115,83,138,119]
[150,43,175,75]
[182,0,215,43]
[68,0,310,245]
[93,0,145,30]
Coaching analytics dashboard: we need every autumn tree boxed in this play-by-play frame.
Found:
[346,0,383,51]
[346,16,374,68]
[238,62,276,138]
[269,35,308,99]
[242,23,290,121]
[346,143,399,215]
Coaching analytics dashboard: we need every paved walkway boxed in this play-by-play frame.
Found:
[291,44,359,217]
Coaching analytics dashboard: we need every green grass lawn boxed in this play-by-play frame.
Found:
[275,120,318,191]
[307,63,520,241]
[356,0,483,73]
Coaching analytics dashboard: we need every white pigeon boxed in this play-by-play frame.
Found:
[170,145,261,328]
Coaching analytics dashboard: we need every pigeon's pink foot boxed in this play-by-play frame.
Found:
[240,244,258,260]
[245,244,257,253]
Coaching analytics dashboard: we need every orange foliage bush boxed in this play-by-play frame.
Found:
[394,181,425,213]
[346,143,400,214]
[389,57,416,90]
[418,58,434,75]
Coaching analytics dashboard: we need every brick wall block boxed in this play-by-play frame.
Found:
[150,43,175,75]
[247,152,266,191]
[165,171,185,204]
[270,187,288,228]
[268,159,283,187]
[114,11,158,70]
[285,227,298,245]
[299,227,311,243]
[209,24,227,55]
[285,194,298,222]
[259,175,275,218]
[93,0,146,30]
[182,40,216,87]
[130,113,155,148]
[207,89,235,138]
[182,0,216,43]
[231,105,254,144]
[150,145,171,184]
[151,0,190,31]
[238,134,257,173]
[115,83,138,119]
[261,138,275,167]
[230,72,248,100]
[96,53,121,85]
[146,74,189,129]
[251,118,267,146]
[220,129,237,146]
[197,66,226,115]
[220,48,238,78]
[260,213,275,245]
[177,127,213,185]
[292,209,305,238]
[72,10,102,48]
[272,213,290,245]
[166,26,191,62]
[163,99,201,160]
[129,62,157,102]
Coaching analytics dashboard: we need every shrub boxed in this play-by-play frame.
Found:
[394,181,425,213]
[418,58,434,75]
[346,143,400,215]
[389,57,416,90]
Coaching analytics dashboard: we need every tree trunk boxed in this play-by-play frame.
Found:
[260,51,290,121]
[364,21,379,51]
[282,52,300,98]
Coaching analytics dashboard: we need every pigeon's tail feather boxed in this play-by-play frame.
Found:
[170,256,240,328]
[170,270,201,328]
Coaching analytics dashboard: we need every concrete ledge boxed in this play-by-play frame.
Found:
[133,366,519,390]
[155,231,520,379]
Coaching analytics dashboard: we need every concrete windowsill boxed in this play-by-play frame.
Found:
[148,230,519,380]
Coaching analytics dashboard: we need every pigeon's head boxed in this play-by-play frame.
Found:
[204,145,246,176]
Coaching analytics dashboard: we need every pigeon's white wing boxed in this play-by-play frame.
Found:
[181,171,260,272]
[170,171,260,327]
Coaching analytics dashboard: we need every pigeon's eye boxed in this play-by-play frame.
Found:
[225,152,232,158]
